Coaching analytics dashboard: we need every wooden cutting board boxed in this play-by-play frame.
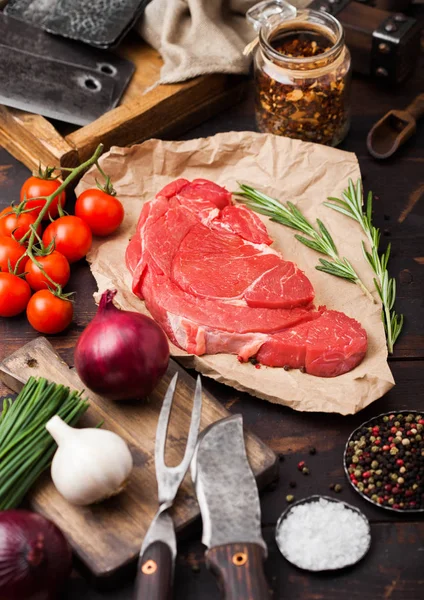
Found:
[0,337,277,582]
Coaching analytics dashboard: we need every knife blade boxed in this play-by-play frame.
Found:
[0,45,117,126]
[191,415,271,600]
[0,13,134,118]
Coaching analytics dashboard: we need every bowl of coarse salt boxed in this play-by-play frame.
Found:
[275,495,371,572]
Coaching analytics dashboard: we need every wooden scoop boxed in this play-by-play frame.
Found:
[367,93,424,159]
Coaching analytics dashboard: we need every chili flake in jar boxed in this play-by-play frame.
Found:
[253,11,351,146]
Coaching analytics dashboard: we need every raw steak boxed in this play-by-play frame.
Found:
[126,178,367,377]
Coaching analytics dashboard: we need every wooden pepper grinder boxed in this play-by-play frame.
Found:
[367,93,424,159]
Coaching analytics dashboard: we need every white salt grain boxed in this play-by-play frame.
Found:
[276,497,370,571]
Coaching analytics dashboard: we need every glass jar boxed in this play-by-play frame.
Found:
[247,0,352,146]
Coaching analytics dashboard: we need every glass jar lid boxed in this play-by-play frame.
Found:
[247,0,345,70]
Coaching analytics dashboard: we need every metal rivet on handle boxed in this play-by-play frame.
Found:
[232,552,248,566]
[141,559,157,575]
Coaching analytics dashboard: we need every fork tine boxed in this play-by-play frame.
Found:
[155,372,178,473]
[177,375,203,476]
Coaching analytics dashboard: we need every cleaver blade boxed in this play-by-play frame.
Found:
[0,13,134,111]
[191,415,271,600]
[0,45,117,126]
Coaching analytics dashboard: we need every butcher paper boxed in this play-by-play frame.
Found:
[76,131,395,415]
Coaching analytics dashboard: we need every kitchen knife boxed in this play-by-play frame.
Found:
[6,0,152,49]
[0,45,117,126]
[46,0,152,49]
[191,415,271,600]
[0,13,134,118]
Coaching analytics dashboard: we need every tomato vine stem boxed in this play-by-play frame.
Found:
[13,144,104,293]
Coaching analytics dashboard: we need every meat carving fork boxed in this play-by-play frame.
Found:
[134,372,202,600]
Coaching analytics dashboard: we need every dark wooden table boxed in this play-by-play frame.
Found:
[1,59,423,598]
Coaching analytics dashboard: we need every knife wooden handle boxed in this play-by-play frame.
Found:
[134,541,173,600]
[206,542,271,600]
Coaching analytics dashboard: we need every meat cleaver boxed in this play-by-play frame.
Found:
[191,415,271,600]
[0,13,134,125]
[6,0,152,49]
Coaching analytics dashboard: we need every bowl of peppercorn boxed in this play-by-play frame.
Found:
[344,411,424,512]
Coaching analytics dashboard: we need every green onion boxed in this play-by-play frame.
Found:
[0,376,89,510]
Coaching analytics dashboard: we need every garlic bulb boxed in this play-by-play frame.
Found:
[46,416,133,506]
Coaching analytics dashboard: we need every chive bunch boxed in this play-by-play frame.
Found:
[0,377,89,510]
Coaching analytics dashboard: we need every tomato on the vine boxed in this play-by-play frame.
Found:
[0,273,32,317]
[0,206,42,241]
[0,236,26,273]
[20,175,65,219]
[75,188,124,236]
[42,216,92,263]
[27,290,73,334]
[24,251,71,291]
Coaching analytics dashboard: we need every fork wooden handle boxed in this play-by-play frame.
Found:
[206,542,271,600]
[134,541,173,600]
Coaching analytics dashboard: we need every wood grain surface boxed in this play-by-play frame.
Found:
[0,338,277,580]
[0,32,423,600]
[206,543,271,600]
[134,541,173,600]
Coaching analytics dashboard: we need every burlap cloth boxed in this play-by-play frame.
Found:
[136,0,309,83]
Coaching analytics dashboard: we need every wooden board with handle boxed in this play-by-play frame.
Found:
[0,337,277,582]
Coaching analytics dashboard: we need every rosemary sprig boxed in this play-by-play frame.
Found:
[325,178,403,353]
[0,376,89,510]
[236,183,374,302]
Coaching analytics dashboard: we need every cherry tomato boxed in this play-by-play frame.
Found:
[27,290,73,334]
[20,176,66,219]
[42,216,92,263]
[24,251,71,291]
[0,272,31,317]
[0,236,26,274]
[0,206,42,241]
[75,189,124,236]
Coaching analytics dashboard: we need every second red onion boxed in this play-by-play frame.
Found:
[0,510,72,600]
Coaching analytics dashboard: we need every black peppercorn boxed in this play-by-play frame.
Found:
[345,411,424,511]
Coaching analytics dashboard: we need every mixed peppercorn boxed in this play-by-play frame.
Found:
[345,412,424,511]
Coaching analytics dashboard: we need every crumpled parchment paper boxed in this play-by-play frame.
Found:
[76,131,394,415]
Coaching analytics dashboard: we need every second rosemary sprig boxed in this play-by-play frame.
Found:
[236,183,374,302]
[325,178,403,353]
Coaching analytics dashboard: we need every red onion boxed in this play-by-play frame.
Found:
[75,289,170,401]
[0,510,72,600]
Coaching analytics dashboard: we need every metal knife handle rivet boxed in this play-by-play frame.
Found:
[232,552,248,566]
[141,559,157,575]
